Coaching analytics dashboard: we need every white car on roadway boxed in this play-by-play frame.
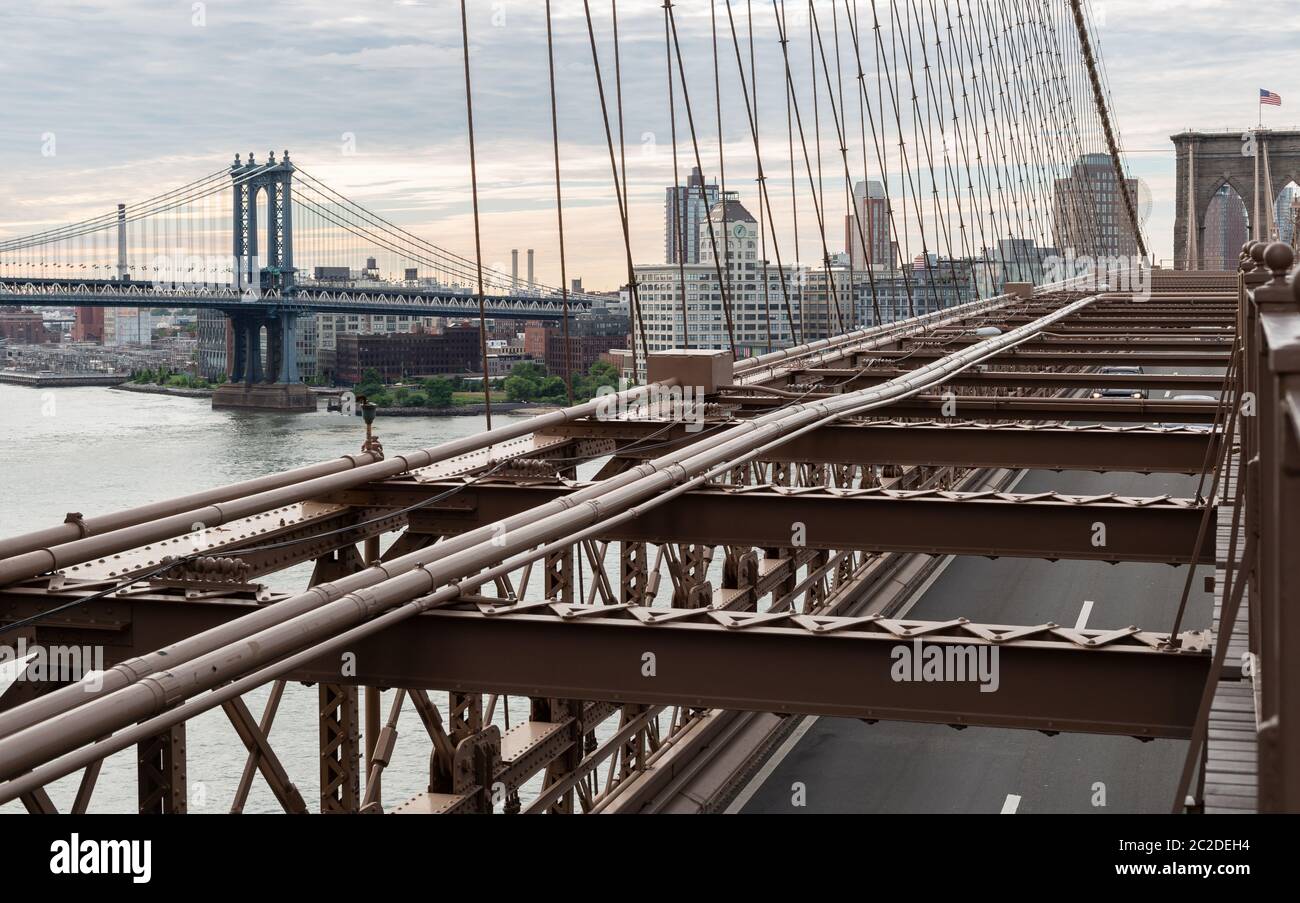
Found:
[1159,393,1217,431]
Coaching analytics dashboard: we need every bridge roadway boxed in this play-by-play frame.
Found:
[0,277,597,320]
[737,469,1213,814]
[739,368,1220,814]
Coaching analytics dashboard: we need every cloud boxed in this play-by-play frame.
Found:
[0,0,1289,285]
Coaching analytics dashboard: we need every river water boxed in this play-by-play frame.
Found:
[0,384,612,813]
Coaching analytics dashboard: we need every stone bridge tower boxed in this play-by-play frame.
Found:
[1173,129,1300,269]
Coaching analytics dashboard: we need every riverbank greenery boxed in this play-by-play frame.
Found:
[353,369,506,408]
[503,360,620,404]
[130,367,211,390]
[348,360,622,409]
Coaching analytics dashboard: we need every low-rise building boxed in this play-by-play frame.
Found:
[335,325,481,384]
[523,308,630,379]
[0,309,52,344]
[72,307,106,343]
[315,312,439,381]
[486,351,534,377]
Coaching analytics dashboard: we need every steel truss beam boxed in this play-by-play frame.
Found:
[726,395,1221,424]
[0,590,1212,739]
[1000,314,1236,325]
[903,337,1232,353]
[1004,323,1236,333]
[334,606,1208,739]
[798,368,1226,392]
[856,349,1229,367]
[326,481,1217,564]
[539,420,1215,472]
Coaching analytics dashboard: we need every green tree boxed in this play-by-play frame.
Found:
[539,375,568,402]
[509,361,547,382]
[422,377,455,407]
[504,374,538,402]
[572,360,619,401]
[355,367,384,400]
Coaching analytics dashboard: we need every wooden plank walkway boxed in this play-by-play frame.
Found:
[1203,448,1257,813]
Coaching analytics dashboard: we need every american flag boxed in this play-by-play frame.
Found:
[1261,89,1282,106]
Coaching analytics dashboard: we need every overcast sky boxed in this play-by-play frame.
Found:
[0,0,1296,288]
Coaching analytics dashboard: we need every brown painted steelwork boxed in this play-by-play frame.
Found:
[0,275,1284,814]
[0,588,1211,738]
[357,480,1218,564]
[539,419,1215,472]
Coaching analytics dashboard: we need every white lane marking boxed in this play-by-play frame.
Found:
[896,468,1032,619]
[725,715,817,814]
[1001,793,1022,814]
[1075,599,1095,631]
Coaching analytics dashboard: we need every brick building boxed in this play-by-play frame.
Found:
[522,309,630,379]
[335,326,481,384]
[0,310,51,344]
[72,307,105,343]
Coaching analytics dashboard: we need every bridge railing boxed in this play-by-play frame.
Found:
[0,279,261,301]
[0,278,595,317]
[1242,242,1300,811]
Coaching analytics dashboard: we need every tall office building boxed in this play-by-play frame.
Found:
[845,180,892,270]
[1274,184,1299,246]
[969,238,1058,297]
[1202,185,1249,271]
[637,194,801,372]
[664,166,720,264]
[196,310,229,379]
[1051,153,1140,258]
[102,307,150,346]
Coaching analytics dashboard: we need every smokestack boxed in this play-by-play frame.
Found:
[511,249,519,290]
[527,249,535,290]
[117,204,127,281]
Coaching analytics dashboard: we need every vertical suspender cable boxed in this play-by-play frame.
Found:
[459,0,494,430]
[747,0,776,351]
[582,0,650,377]
[711,0,734,354]
[611,0,629,383]
[773,1,845,335]
[723,0,802,345]
[782,0,799,268]
[665,1,739,358]
[545,0,575,406]
[664,1,691,349]
[1067,0,1146,259]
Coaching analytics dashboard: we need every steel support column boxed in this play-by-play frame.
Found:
[137,723,186,814]
[318,683,361,814]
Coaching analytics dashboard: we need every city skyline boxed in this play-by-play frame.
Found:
[3,1,1295,290]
